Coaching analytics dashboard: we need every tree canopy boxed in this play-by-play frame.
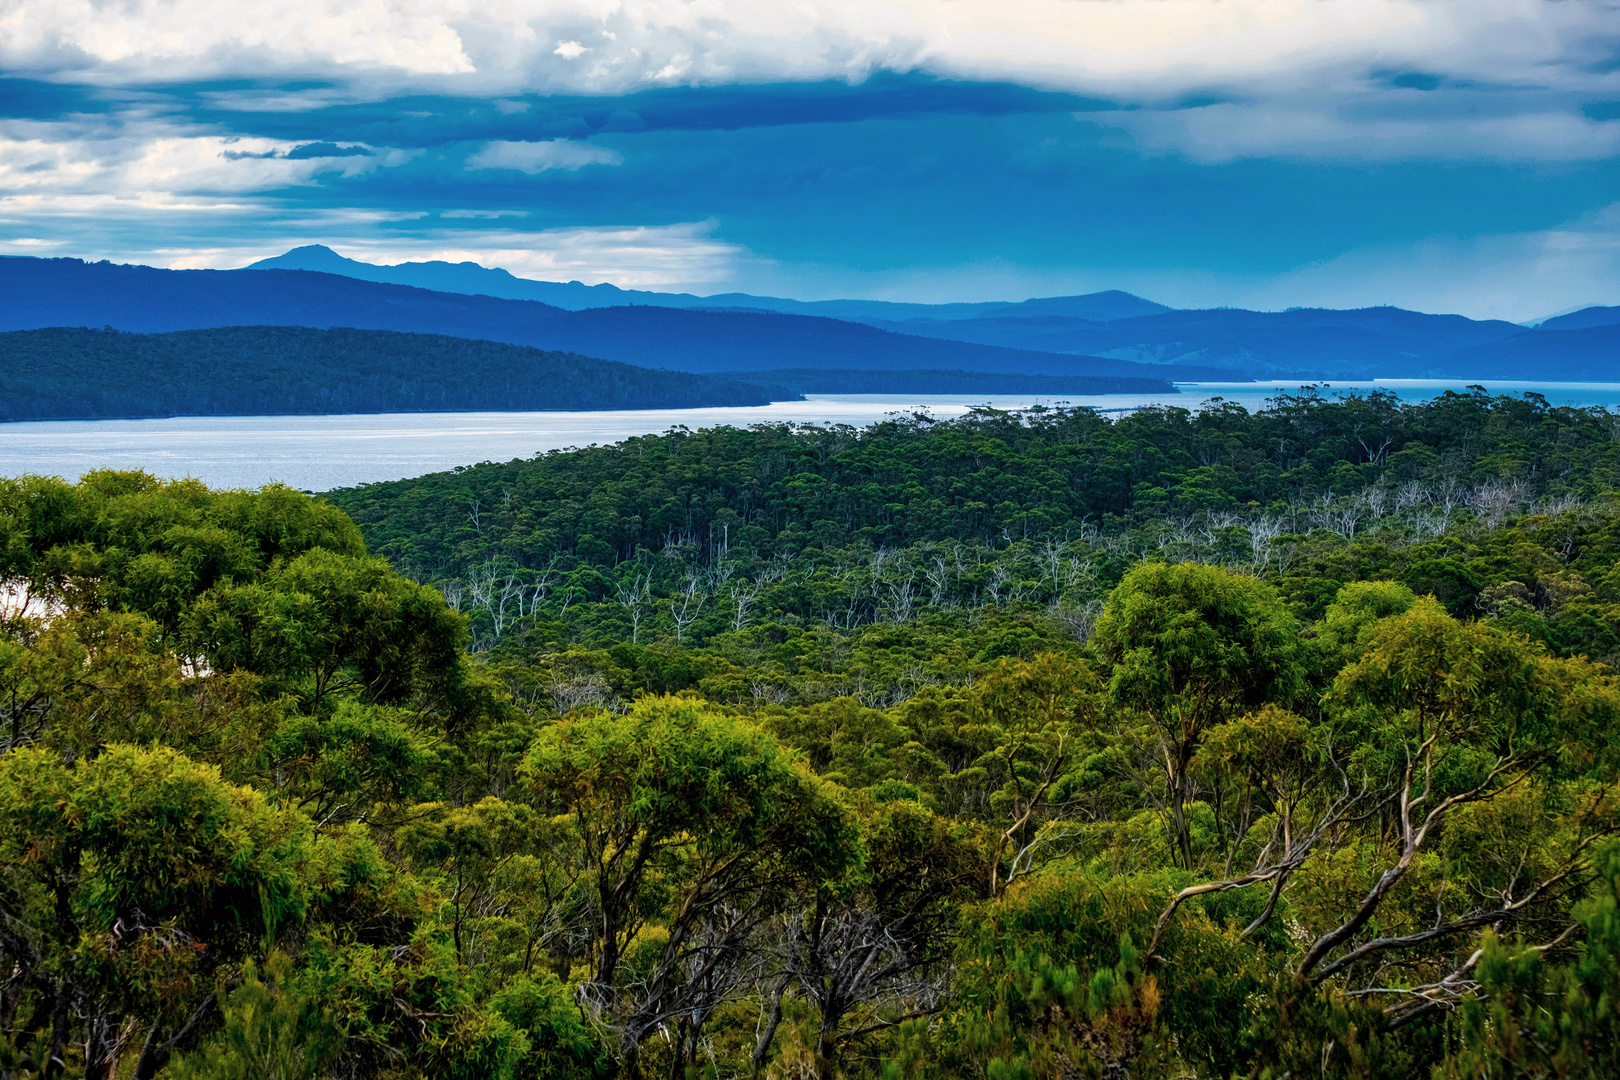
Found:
[6,387,1620,1077]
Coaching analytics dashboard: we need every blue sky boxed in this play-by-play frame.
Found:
[1,1,1618,319]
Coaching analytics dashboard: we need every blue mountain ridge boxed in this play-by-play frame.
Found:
[245,247,1620,381]
[0,257,1213,384]
[7,253,1619,385]
[246,246,1172,323]
[1540,306,1620,333]
[862,307,1535,377]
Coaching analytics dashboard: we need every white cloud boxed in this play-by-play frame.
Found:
[0,1,1606,166]
[197,89,360,113]
[0,2,1609,164]
[0,190,424,273]
[2,1,1611,99]
[0,0,474,78]
[439,208,529,219]
[1233,209,1620,322]
[1094,100,1620,164]
[326,221,759,288]
[0,188,759,290]
[465,139,622,173]
[0,118,402,201]
[0,235,69,254]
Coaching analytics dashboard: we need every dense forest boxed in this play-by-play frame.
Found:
[0,326,788,421]
[329,387,1620,655]
[3,388,1620,1078]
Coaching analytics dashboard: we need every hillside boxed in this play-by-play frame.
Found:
[504,304,1208,378]
[1432,324,1620,381]
[1540,305,1620,332]
[0,257,1211,382]
[0,325,792,422]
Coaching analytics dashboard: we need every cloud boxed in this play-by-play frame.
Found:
[464,138,622,172]
[0,189,423,273]
[0,0,474,79]
[222,141,373,160]
[11,218,757,291]
[0,119,397,198]
[329,221,760,287]
[4,2,1612,102]
[1,3,1616,314]
[164,75,1112,154]
[1234,207,1620,322]
[0,2,1611,167]
[285,142,373,158]
[1099,99,1620,163]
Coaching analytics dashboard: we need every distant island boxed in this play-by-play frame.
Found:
[0,326,796,422]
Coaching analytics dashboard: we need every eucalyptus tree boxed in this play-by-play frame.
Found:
[1090,562,1300,870]
[521,697,860,1077]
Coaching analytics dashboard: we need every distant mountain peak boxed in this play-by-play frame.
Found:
[242,244,1171,322]
[250,244,357,270]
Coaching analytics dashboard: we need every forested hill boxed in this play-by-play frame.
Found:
[0,325,791,421]
[328,387,1620,589]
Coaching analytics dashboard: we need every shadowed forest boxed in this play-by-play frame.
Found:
[3,388,1620,1079]
[0,326,789,421]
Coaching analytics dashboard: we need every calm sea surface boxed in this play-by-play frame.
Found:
[6,381,1620,492]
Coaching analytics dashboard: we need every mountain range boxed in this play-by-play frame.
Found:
[245,246,1620,380]
[1,251,1617,399]
[863,307,1533,377]
[247,245,1171,323]
[0,256,1214,386]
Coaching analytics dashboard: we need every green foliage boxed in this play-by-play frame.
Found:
[489,973,612,1080]
[184,546,471,712]
[322,389,1620,659]
[1445,842,1620,1079]
[7,391,1620,1078]
[1092,562,1299,869]
[936,872,1262,1079]
[168,951,342,1080]
[0,743,313,1079]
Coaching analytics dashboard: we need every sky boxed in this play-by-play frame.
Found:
[0,0,1618,321]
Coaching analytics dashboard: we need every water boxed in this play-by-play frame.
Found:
[4,381,1619,492]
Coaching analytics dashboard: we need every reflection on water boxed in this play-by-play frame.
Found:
[5,382,1620,492]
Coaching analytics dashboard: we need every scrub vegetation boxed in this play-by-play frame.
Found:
[4,387,1620,1078]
